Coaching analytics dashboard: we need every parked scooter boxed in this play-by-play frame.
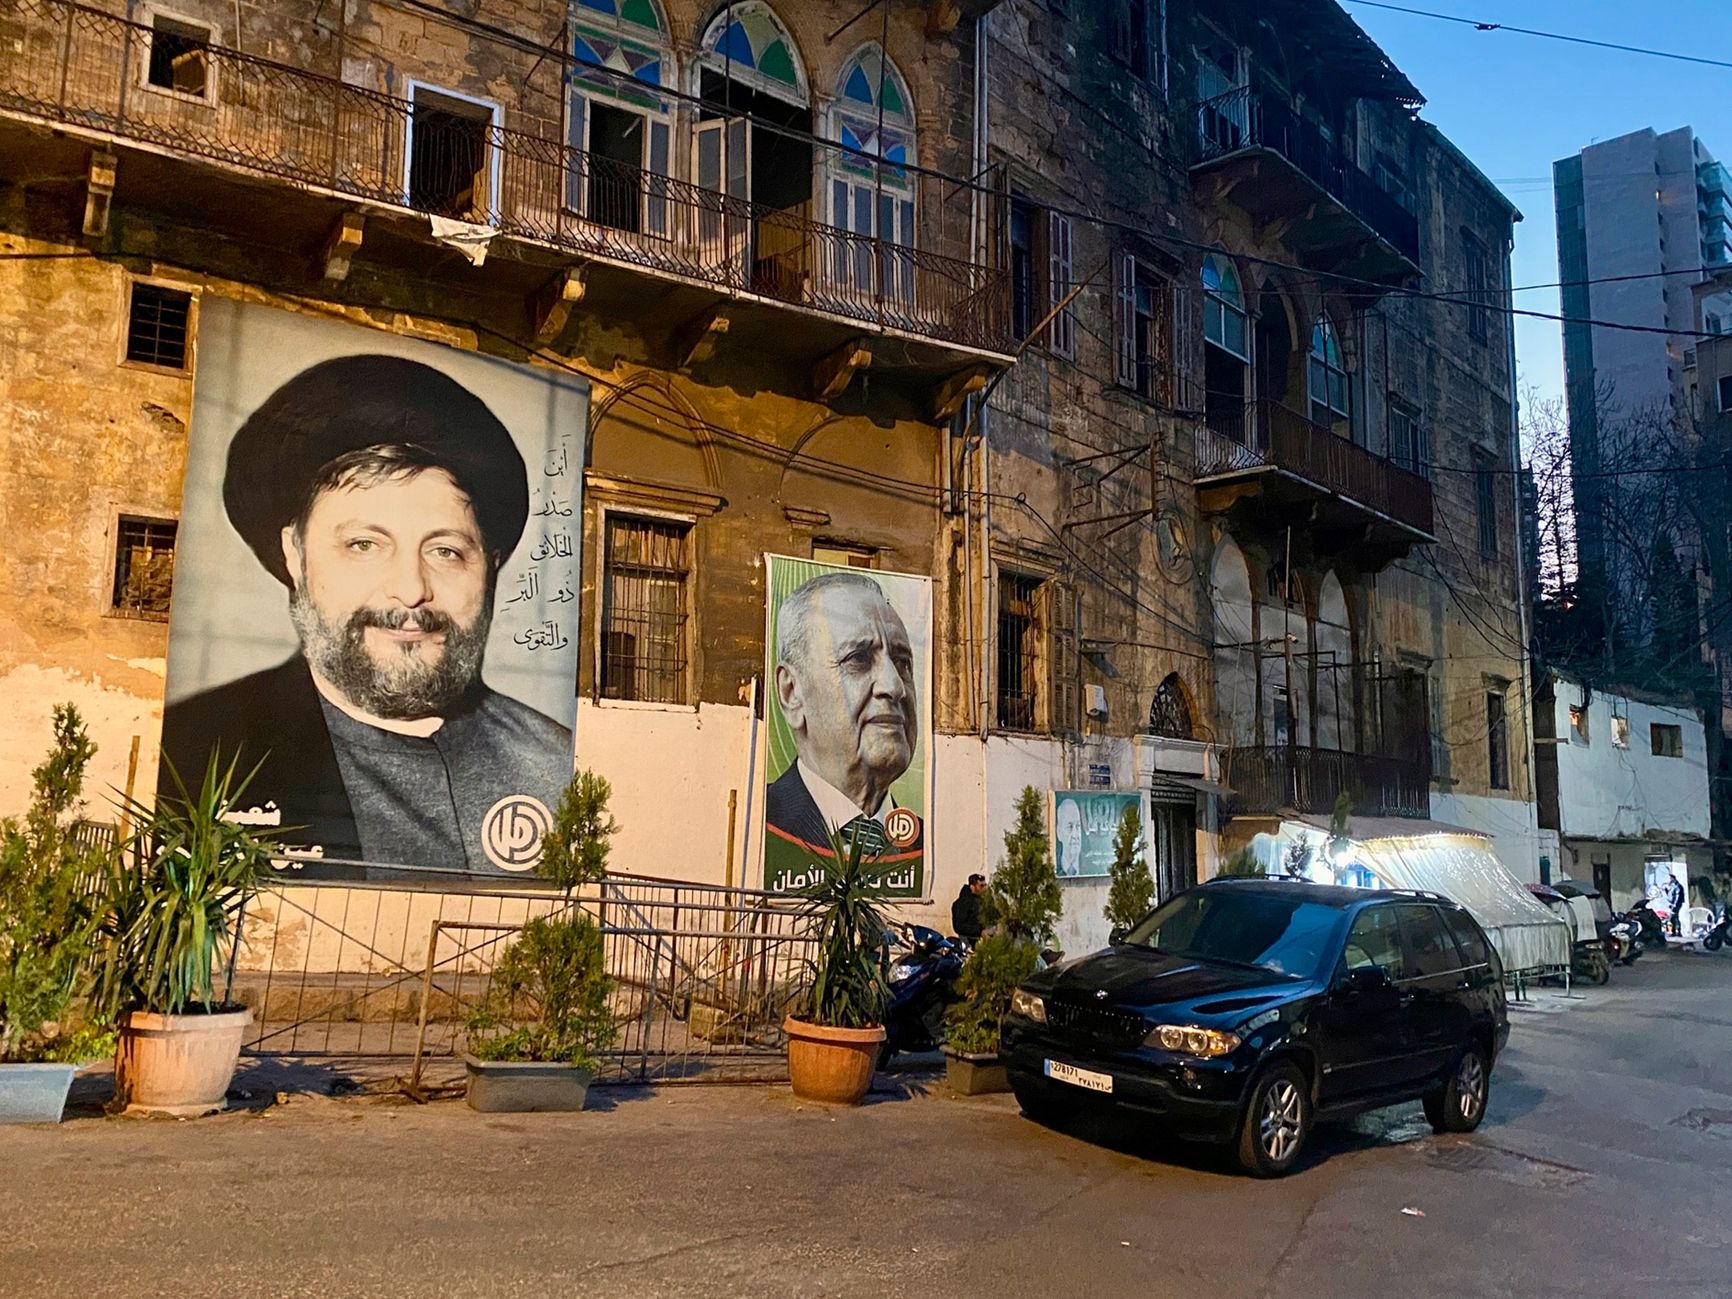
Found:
[879,926,968,1068]
[1702,904,1731,952]
[1607,915,1643,966]
[1572,939,1611,985]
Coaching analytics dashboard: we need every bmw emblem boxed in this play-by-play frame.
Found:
[1095,989,1109,1001]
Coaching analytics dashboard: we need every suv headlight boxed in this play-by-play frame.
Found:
[1146,1025,1241,1058]
[1009,988,1047,1024]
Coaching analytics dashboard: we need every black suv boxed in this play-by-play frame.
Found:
[1002,879,1509,1176]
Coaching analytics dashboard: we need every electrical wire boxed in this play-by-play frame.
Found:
[1342,1,1732,72]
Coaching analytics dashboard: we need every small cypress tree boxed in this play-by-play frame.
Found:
[990,786,1062,945]
[1103,802,1155,931]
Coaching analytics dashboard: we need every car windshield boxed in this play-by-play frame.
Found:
[1122,889,1344,979]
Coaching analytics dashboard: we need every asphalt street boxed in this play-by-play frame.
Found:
[3,950,1730,1299]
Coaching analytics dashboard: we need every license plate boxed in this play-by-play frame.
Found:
[1044,1058,1112,1094]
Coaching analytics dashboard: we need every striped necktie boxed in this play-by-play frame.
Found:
[837,815,886,858]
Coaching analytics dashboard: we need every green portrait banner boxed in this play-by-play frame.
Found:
[1052,791,1143,880]
[761,555,932,898]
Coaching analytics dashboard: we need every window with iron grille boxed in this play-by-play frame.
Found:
[111,516,177,620]
[1475,455,1499,558]
[147,16,211,99]
[1486,689,1509,790]
[600,515,691,704]
[125,283,192,369]
[997,571,1042,730]
[1463,231,1492,346]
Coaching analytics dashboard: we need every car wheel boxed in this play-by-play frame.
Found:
[1235,1062,1311,1178]
[1423,1045,1490,1134]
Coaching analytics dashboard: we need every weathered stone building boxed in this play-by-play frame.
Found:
[0,0,1536,951]
[973,0,1537,951]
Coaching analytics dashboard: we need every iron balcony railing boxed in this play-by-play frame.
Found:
[0,0,1011,354]
[1194,83,1421,266]
[1224,746,1431,820]
[1195,399,1435,536]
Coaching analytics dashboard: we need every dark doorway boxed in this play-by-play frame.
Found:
[698,70,813,301]
[1256,289,1294,411]
[1149,792,1198,901]
[409,87,494,220]
[588,101,646,232]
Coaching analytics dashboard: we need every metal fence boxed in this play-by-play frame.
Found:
[226,873,816,1089]
[0,0,1011,353]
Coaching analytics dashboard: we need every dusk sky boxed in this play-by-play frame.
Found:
[1341,0,1732,409]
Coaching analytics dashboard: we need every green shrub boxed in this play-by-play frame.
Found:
[992,786,1062,945]
[538,770,617,897]
[1103,803,1156,931]
[943,932,1039,1056]
[466,912,616,1070]
[0,705,109,1062]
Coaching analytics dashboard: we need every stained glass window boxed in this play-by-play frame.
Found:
[699,2,806,102]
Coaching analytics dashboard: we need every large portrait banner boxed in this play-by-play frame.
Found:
[761,555,932,899]
[1052,790,1145,879]
[159,298,588,881]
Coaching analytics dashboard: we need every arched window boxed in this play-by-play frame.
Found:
[698,3,807,106]
[1149,673,1194,739]
[828,44,917,304]
[1308,314,1350,425]
[567,0,672,235]
[1202,255,1247,360]
[693,5,812,286]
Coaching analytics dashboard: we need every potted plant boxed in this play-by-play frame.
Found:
[0,706,111,1124]
[91,752,280,1117]
[784,826,894,1105]
[942,787,1060,1095]
[463,771,619,1112]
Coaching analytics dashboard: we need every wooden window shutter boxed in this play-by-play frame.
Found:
[1172,277,1201,411]
[1047,211,1074,357]
[1048,581,1081,736]
[1114,250,1137,387]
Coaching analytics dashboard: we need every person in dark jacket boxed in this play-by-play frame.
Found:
[951,873,988,941]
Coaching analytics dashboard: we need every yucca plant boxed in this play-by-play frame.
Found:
[90,751,282,1018]
[793,825,895,1030]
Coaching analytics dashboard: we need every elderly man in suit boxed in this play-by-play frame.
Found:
[764,571,922,867]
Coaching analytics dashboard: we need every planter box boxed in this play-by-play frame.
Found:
[464,1056,594,1112]
[0,1063,78,1125]
[784,1017,884,1106]
[944,1050,1010,1096]
[114,1007,251,1118]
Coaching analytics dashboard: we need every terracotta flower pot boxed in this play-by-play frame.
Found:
[113,1007,251,1118]
[784,1016,885,1106]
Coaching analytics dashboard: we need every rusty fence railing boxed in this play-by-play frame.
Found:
[0,0,1011,353]
[226,872,817,1088]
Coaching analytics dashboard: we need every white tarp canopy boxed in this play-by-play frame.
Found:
[1256,822,1571,975]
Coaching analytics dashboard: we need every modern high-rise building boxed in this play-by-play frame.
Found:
[1554,126,1730,602]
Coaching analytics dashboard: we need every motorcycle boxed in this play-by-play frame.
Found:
[1628,898,1668,947]
[1572,939,1611,986]
[1606,916,1642,966]
[879,925,968,1068]
[1703,904,1731,952]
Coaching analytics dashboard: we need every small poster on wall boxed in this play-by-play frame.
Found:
[1052,790,1145,879]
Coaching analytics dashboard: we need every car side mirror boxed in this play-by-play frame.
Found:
[1108,926,1128,946]
[1343,965,1393,995]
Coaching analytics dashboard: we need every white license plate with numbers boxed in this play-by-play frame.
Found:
[1044,1059,1112,1093]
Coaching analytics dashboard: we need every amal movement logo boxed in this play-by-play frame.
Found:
[482,795,553,872]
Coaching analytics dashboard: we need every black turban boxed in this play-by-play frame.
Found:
[221,354,529,586]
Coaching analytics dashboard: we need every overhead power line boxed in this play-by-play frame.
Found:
[1342,1,1732,71]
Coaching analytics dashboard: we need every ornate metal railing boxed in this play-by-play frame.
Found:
[0,0,1011,353]
[1194,83,1420,265]
[1196,399,1435,535]
[1224,746,1431,819]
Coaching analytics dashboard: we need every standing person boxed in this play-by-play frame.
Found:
[951,873,988,943]
[1666,870,1685,936]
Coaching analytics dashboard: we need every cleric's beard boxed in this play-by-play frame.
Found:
[290,584,492,720]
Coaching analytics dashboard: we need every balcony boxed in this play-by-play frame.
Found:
[1194,400,1434,557]
[1193,84,1420,282]
[0,0,1011,367]
[1224,746,1431,820]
